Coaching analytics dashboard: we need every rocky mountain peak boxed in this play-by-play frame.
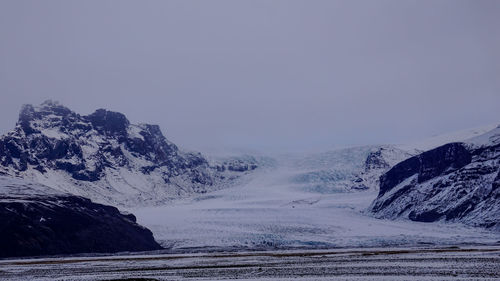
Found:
[0,101,256,206]
[87,109,130,137]
[19,100,74,121]
[16,100,83,137]
[1,101,194,177]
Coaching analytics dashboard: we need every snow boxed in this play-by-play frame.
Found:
[127,124,500,250]
[0,176,65,199]
[127,124,145,140]
[397,123,498,151]
[466,125,500,146]
[3,102,499,252]
[40,128,68,140]
[130,149,500,250]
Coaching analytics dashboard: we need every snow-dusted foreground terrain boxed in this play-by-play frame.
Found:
[1,245,499,280]
[130,150,500,250]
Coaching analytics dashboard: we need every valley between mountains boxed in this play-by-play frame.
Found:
[0,101,499,258]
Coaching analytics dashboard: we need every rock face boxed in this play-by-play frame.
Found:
[0,177,162,258]
[377,143,472,197]
[0,101,256,206]
[371,126,500,229]
[351,146,414,191]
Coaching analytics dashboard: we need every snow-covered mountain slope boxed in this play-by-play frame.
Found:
[0,101,256,206]
[371,125,500,230]
[0,176,161,258]
[396,124,498,152]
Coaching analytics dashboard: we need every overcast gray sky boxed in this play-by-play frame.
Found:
[1,0,499,152]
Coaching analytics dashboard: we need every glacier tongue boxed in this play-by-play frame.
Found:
[129,126,500,249]
[131,147,499,250]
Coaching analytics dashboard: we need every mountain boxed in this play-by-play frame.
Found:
[0,176,162,258]
[286,125,497,194]
[370,125,500,230]
[0,101,256,206]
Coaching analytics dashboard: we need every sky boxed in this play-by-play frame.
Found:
[1,0,499,153]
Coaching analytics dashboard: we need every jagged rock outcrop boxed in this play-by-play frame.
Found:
[0,177,162,258]
[364,149,391,171]
[0,100,256,206]
[351,146,414,191]
[371,126,500,230]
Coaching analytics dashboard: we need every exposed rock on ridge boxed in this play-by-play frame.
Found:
[0,100,255,206]
[371,126,500,229]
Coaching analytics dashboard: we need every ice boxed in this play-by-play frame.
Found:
[128,124,500,249]
[4,108,499,251]
[130,147,500,250]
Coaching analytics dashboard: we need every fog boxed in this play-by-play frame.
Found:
[1,0,499,152]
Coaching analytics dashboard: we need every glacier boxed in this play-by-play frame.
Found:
[1,100,498,253]
[131,139,500,250]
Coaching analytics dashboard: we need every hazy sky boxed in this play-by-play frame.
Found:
[1,1,499,152]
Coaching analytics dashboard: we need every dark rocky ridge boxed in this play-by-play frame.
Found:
[378,143,472,197]
[371,128,500,229]
[0,177,162,258]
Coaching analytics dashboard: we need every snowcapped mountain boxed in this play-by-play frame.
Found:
[0,176,161,258]
[0,100,256,206]
[371,125,500,229]
[1,100,498,255]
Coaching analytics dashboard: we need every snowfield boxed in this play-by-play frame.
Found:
[130,147,500,250]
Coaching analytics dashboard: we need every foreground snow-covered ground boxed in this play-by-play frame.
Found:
[130,148,500,250]
[2,245,499,280]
